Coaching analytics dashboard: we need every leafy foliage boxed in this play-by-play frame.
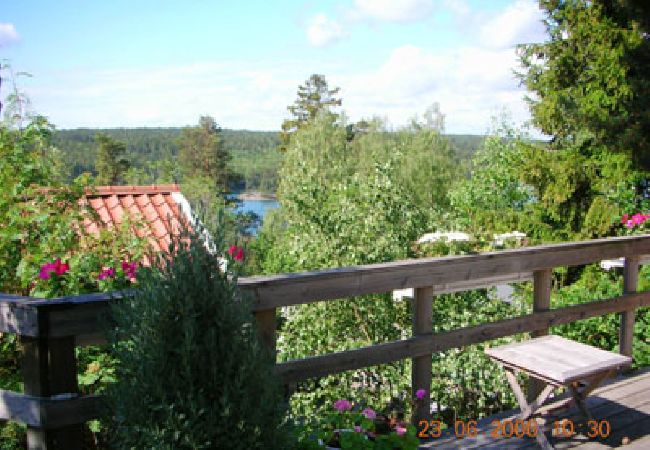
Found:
[107,222,290,449]
[551,265,650,368]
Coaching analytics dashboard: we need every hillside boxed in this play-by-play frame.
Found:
[52,128,485,192]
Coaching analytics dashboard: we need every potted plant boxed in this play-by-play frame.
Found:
[294,391,426,450]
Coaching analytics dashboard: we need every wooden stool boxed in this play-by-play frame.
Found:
[486,335,632,449]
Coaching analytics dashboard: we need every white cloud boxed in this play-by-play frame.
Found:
[24,41,534,135]
[306,13,347,47]
[479,0,546,49]
[339,43,531,133]
[0,23,20,47]
[27,61,324,130]
[352,0,435,23]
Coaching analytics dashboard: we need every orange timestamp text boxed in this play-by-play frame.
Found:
[417,418,611,440]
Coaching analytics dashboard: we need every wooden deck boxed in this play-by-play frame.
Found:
[420,367,650,449]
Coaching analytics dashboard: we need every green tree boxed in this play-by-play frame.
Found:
[0,61,34,129]
[95,133,130,185]
[279,74,342,151]
[518,0,650,168]
[177,116,230,193]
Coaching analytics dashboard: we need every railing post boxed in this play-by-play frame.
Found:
[528,268,552,401]
[254,308,277,357]
[620,256,639,358]
[255,308,291,395]
[21,335,83,450]
[412,286,433,425]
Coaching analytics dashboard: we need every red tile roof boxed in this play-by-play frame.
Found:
[81,185,190,261]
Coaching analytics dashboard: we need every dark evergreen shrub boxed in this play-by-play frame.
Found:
[107,221,290,449]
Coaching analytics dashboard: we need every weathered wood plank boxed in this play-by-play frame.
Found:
[22,336,83,449]
[239,235,650,310]
[276,291,650,383]
[0,298,40,336]
[412,286,433,424]
[529,269,552,400]
[0,389,41,426]
[254,309,277,358]
[620,256,639,357]
[0,390,103,428]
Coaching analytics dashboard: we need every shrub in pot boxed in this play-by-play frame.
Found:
[107,221,291,449]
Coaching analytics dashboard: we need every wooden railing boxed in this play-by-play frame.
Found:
[1,234,650,449]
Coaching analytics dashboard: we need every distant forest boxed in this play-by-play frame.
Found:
[52,128,485,193]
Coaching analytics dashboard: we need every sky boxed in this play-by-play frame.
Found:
[0,0,548,133]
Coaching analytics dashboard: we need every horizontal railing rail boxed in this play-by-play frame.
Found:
[0,234,649,449]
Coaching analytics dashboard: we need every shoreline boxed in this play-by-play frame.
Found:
[236,192,277,201]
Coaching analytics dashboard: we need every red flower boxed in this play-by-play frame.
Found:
[39,258,69,280]
[54,259,69,276]
[234,248,245,262]
[227,245,238,256]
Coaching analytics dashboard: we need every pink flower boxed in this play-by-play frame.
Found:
[234,248,245,262]
[121,261,138,280]
[632,213,645,225]
[38,259,69,280]
[395,426,407,436]
[354,426,362,433]
[621,214,629,224]
[626,219,635,229]
[39,262,56,280]
[98,267,115,281]
[333,399,352,412]
[227,245,237,256]
[53,259,69,276]
[362,408,376,419]
[415,389,427,400]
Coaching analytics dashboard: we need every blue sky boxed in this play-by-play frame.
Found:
[1,0,547,133]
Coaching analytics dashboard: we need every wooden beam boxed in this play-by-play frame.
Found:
[254,308,277,359]
[0,390,103,428]
[21,336,83,449]
[529,269,552,400]
[0,298,40,336]
[239,235,650,310]
[411,286,433,424]
[620,256,639,358]
[275,291,650,383]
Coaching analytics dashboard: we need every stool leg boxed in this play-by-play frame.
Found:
[504,369,555,449]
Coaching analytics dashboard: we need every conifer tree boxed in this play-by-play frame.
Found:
[95,133,129,185]
[279,74,342,151]
[517,0,650,168]
[177,116,230,193]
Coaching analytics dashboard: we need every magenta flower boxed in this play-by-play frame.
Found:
[39,262,56,280]
[354,426,362,433]
[333,399,352,412]
[621,213,629,224]
[98,267,116,281]
[395,426,407,436]
[415,388,427,400]
[121,261,138,280]
[632,213,645,225]
[362,408,376,419]
[39,259,69,280]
